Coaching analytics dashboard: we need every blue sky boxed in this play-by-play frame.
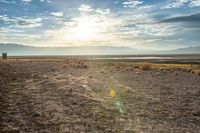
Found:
[0,0,200,50]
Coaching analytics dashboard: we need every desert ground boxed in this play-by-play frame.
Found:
[0,57,200,133]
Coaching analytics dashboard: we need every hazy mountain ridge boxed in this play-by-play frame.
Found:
[0,43,199,55]
[169,46,200,54]
[161,13,200,23]
[0,44,136,55]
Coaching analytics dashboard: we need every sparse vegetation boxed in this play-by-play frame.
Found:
[152,64,194,68]
[191,69,200,75]
[70,61,88,69]
[139,63,152,70]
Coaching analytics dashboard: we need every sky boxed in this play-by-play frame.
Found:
[0,0,200,50]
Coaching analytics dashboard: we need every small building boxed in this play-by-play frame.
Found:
[2,53,7,59]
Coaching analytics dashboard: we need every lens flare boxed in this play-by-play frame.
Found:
[109,89,116,97]
[115,101,124,113]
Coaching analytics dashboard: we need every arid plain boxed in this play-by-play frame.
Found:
[0,57,200,133]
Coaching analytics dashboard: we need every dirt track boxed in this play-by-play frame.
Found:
[0,59,200,133]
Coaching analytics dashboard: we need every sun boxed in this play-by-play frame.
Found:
[71,18,98,41]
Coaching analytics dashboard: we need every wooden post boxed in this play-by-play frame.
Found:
[2,53,7,59]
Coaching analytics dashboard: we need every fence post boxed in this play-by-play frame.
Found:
[2,53,7,59]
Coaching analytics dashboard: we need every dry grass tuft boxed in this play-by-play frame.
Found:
[191,69,200,75]
[100,70,106,73]
[139,63,152,70]
[134,65,140,69]
[70,62,88,69]
[61,64,68,68]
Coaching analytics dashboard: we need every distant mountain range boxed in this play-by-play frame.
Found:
[161,13,200,23]
[0,43,199,55]
[169,46,200,54]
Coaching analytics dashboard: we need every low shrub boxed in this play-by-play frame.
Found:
[139,63,152,70]
[191,69,200,75]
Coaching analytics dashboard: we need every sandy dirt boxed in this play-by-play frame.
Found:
[0,59,200,133]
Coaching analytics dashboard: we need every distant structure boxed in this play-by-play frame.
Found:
[2,53,7,59]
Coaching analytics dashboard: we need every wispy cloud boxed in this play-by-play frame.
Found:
[21,0,32,4]
[0,15,43,28]
[78,4,94,12]
[15,18,43,28]
[50,12,63,17]
[123,0,143,8]
[40,0,52,3]
[95,8,110,15]
[163,0,200,9]
[0,0,16,4]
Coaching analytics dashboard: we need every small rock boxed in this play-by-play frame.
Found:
[193,111,200,116]
[32,112,41,117]
[173,71,178,75]
[159,68,164,71]
[89,75,93,78]
[134,65,139,69]
[155,72,161,75]
[100,70,105,73]
[125,68,130,71]
[136,71,141,74]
